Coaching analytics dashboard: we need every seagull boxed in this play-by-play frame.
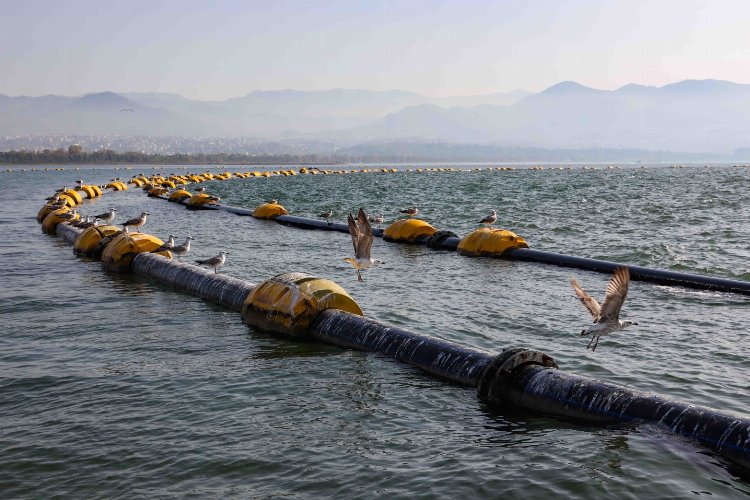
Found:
[94,208,116,224]
[479,209,497,228]
[265,198,278,205]
[196,251,228,273]
[120,108,134,112]
[344,208,384,282]
[171,236,193,261]
[122,211,149,232]
[58,209,78,221]
[571,267,638,352]
[319,208,333,224]
[368,214,385,229]
[153,234,176,253]
[400,206,419,218]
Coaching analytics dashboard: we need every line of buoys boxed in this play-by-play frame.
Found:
[38,185,750,473]
[150,187,750,296]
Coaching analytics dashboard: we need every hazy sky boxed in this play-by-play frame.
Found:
[2,0,749,100]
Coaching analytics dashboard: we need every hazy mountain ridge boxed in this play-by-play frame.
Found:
[342,79,750,153]
[2,80,750,154]
[0,88,529,138]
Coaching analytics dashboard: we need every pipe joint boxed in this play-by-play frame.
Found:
[478,348,558,404]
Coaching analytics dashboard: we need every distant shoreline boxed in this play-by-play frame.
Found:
[2,148,746,165]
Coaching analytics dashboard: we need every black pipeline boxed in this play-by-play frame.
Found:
[312,309,750,471]
[52,221,750,471]
[250,209,750,296]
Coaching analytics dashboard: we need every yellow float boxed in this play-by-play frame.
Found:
[242,272,362,337]
[383,219,437,243]
[457,228,529,257]
[252,202,288,219]
[101,233,172,273]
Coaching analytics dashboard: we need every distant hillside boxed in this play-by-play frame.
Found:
[3,81,750,154]
[334,80,750,154]
[0,88,529,139]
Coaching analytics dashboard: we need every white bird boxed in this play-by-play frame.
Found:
[319,208,333,224]
[171,236,193,261]
[122,211,149,232]
[368,214,385,229]
[344,208,384,282]
[265,198,278,205]
[154,234,176,253]
[571,267,638,352]
[400,206,419,218]
[196,251,228,274]
[479,209,497,228]
[94,208,116,224]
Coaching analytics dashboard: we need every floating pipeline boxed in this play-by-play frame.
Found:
[132,253,254,311]
[186,198,750,295]
[40,218,750,471]
[503,248,750,296]
[311,309,749,470]
[231,207,750,295]
[478,362,750,471]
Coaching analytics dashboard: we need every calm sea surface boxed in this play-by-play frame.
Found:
[1,163,749,498]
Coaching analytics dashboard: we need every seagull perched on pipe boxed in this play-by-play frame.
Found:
[196,251,228,273]
[344,208,383,282]
[153,234,176,253]
[400,206,419,218]
[122,211,149,232]
[571,267,638,352]
[171,236,193,261]
[319,208,333,224]
[368,214,385,229]
[479,209,497,228]
[94,208,116,224]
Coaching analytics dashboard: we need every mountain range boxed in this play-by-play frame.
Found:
[2,80,750,154]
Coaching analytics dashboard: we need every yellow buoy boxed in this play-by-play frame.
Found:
[73,225,122,258]
[61,189,83,204]
[187,193,219,207]
[101,233,172,272]
[383,219,437,243]
[457,228,529,257]
[252,202,288,219]
[169,189,192,202]
[242,272,363,337]
[146,187,168,197]
[42,208,79,234]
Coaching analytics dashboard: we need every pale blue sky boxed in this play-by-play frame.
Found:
[1,0,748,99]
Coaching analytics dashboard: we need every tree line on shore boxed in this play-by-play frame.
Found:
[0,148,349,165]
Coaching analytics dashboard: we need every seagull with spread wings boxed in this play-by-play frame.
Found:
[570,267,638,352]
[344,208,383,282]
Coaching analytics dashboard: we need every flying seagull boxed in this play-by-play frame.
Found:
[400,206,419,218]
[570,267,638,352]
[479,209,497,228]
[344,207,383,282]
[196,251,228,274]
